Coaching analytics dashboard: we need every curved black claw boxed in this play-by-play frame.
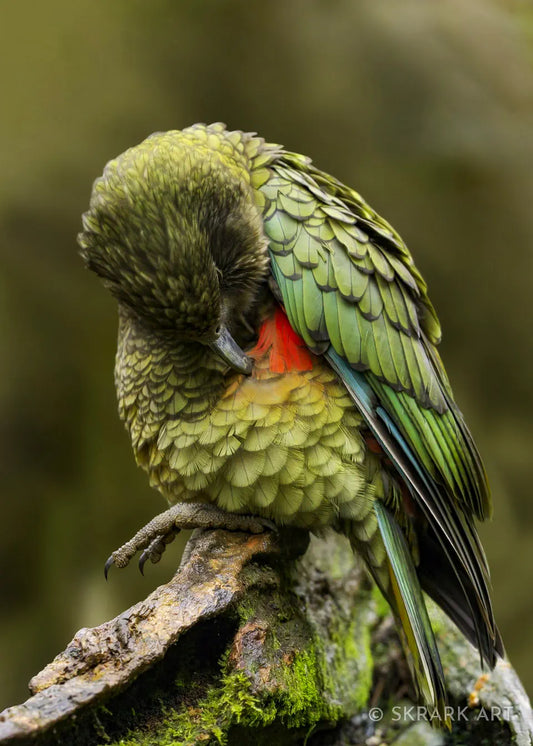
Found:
[104,554,115,581]
[138,548,151,576]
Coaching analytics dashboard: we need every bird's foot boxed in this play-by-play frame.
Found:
[104,502,276,577]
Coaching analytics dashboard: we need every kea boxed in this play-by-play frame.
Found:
[78,122,503,722]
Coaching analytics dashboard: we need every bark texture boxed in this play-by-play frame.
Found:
[0,528,531,746]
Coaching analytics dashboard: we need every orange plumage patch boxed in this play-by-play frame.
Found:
[249,307,314,373]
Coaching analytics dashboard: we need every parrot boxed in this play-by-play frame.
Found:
[78,122,503,722]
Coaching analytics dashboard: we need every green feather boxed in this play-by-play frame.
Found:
[374,501,449,724]
[301,270,325,338]
[263,143,490,525]
[322,292,345,354]
[358,276,384,320]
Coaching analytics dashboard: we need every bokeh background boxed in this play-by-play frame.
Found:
[1,0,532,709]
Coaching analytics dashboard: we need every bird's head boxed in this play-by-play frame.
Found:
[78,129,269,373]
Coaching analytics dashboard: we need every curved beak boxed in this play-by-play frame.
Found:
[209,325,253,375]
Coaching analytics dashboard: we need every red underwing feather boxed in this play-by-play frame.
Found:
[250,306,315,373]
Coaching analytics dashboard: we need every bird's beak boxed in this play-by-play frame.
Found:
[209,325,253,375]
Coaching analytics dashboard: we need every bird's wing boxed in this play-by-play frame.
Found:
[252,149,500,664]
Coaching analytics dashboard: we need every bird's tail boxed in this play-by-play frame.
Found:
[360,501,450,727]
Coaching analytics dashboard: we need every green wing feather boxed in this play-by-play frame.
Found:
[256,149,491,523]
[248,138,501,670]
[374,501,449,723]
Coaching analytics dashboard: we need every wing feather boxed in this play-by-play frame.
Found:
[253,141,500,666]
[260,153,489,510]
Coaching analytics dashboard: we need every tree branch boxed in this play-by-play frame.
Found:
[0,529,531,745]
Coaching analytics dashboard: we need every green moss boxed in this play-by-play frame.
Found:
[345,619,372,711]
[319,604,373,713]
[115,653,335,745]
[276,646,340,728]
[113,670,261,746]
[371,582,390,619]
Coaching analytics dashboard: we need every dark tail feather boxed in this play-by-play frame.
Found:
[418,528,504,666]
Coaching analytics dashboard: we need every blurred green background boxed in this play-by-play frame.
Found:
[1,0,532,710]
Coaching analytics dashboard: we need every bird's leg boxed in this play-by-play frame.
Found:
[105,502,275,577]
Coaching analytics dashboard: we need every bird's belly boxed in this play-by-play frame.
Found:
[144,360,377,531]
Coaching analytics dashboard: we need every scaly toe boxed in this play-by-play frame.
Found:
[138,534,168,574]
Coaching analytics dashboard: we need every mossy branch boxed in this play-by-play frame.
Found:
[0,529,531,746]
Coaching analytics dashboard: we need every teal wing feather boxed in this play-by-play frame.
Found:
[374,501,448,723]
[254,146,502,666]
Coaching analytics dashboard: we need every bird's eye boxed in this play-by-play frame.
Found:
[215,325,222,337]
